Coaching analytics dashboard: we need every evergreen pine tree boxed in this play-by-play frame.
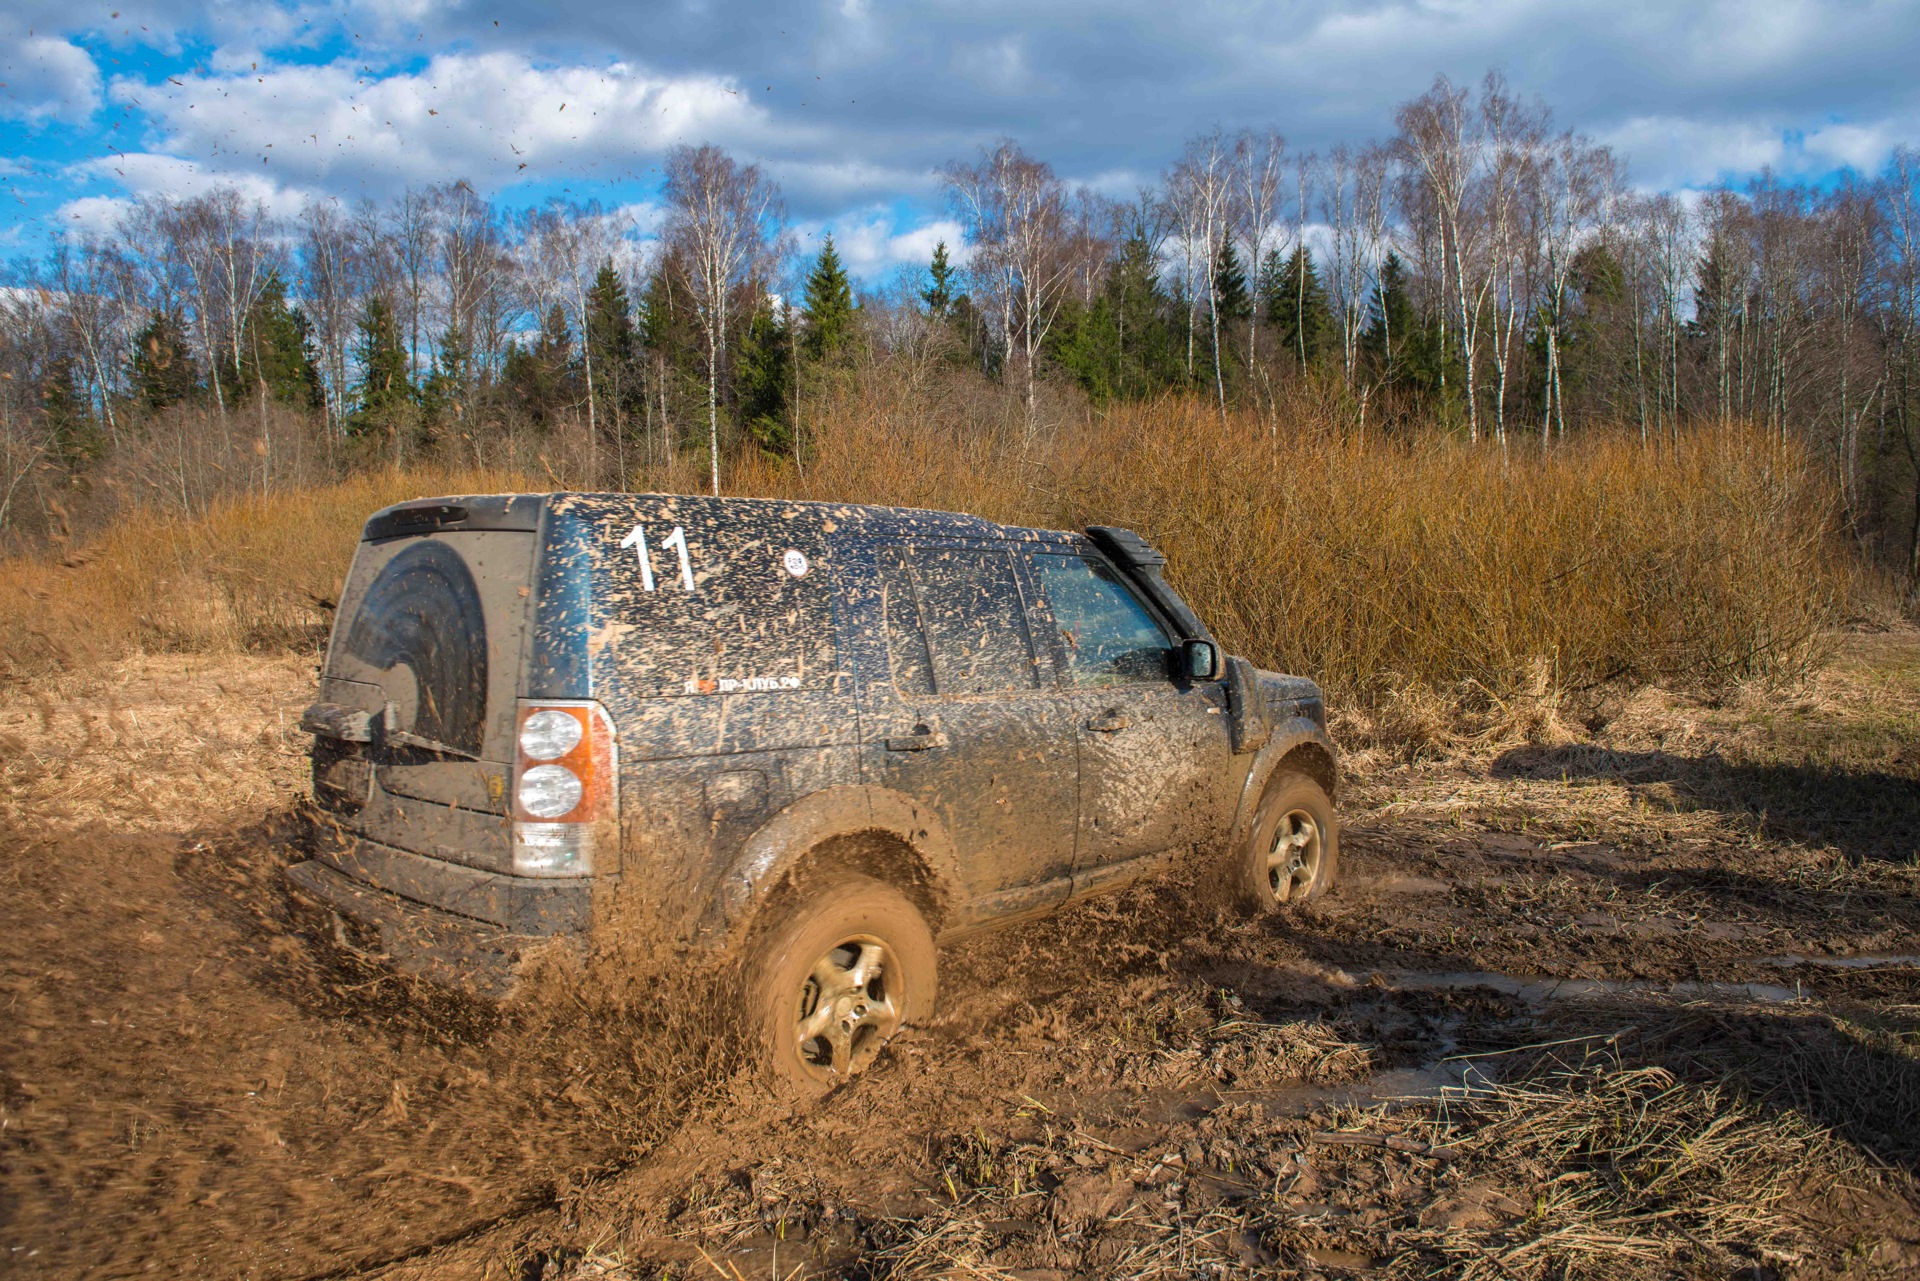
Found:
[1214,243,1251,326]
[1360,252,1414,368]
[1690,234,1746,339]
[1269,245,1333,367]
[1109,234,1182,398]
[1209,242,1252,389]
[350,295,413,436]
[803,235,855,362]
[1360,252,1444,397]
[502,304,578,428]
[130,309,199,411]
[420,324,471,427]
[1046,293,1120,404]
[41,362,100,469]
[922,240,958,316]
[734,301,792,454]
[637,266,686,360]
[240,272,321,408]
[586,263,637,388]
[1256,248,1287,320]
[634,256,705,453]
[585,261,639,437]
[1048,234,1183,404]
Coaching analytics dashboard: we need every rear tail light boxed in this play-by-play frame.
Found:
[511,701,616,877]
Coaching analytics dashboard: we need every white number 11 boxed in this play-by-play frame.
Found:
[619,524,695,592]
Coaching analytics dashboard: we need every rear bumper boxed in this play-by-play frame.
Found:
[311,834,592,934]
[285,859,576,999]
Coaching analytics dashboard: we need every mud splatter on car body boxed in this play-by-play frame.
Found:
[287,493,1337,995]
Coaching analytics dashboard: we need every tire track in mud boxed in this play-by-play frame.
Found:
[433,855,1920,1281]
[6,781,1918,1276]
[0,817,732,1280]
[290,1195,556,1281]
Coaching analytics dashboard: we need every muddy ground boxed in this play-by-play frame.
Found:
[2,636,1917,1279]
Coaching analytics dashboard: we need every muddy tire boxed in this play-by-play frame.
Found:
[1231,770,1339,913]
[751,876,936,1093]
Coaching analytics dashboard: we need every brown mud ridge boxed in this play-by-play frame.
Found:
[3,642,1919,1279]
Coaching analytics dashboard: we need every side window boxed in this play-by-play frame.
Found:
[1032,554,1173,687]
[877,546,935,697]
[883,545,1038,697]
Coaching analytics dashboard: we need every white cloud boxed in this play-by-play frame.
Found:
[209,45,269,73]
[1803,119,1912,174]
[108,53,785,198]
[950,35,1032,95]
[8,0,1920,256]
[1598,116,1787,190]
[72,151,305,215]
[53,194,132,238]
[796,208,966,282]
[0,32,102,124]
[611,200,666,237]
[769,157,940,209]
[1601,109,1920,189]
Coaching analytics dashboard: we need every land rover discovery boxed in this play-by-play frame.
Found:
[288,493,1338,1089]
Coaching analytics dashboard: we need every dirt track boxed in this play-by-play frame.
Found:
[3,638,1918,1278]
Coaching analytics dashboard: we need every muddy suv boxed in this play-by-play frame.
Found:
[289,494,1337,1088]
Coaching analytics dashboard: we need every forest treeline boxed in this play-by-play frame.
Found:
[3,71,1918,590]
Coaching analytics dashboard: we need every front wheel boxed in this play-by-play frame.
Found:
[1231,770,1339,913]
[751,876,937,1092]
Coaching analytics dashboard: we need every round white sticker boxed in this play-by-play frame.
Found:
[782,549,810,578]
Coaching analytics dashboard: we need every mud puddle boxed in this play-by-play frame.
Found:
[8,633,1920,1278]
[1758,953,1920,971]
[0,818,728,1280]
[1359,967,1809,1006]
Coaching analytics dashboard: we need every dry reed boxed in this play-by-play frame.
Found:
[0,388,1847,705]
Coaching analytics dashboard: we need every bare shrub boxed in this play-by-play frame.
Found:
[1,383,1848,709]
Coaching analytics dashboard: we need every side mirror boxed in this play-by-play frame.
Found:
[1181,638,1221,681]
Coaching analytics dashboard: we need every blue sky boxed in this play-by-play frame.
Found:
[6,0,1920,280]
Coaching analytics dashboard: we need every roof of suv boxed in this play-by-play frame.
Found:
[365,492,1088,547]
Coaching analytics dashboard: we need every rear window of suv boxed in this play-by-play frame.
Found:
[550,496,838,700]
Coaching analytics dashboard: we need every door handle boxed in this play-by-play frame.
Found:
[1086,711,1131,733]
[885,729,949,752]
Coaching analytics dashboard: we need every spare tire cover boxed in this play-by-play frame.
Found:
[341,539,488,755]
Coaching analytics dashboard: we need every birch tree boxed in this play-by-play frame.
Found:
[1165,131,1239,420]
[1234,130,1285,377]
[51,239,132,443]
[1481,81,1547,446]
[1879,147,1920,589]
[1536,133,1619,439]
[1394,75,1491,439]
[944,140,1080,429]
[517,203,623,483]
[662,145,785,495]
[297,198,363,438]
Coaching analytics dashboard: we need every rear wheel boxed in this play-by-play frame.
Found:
[1232,770,1339,913]
[751,877,936,1092]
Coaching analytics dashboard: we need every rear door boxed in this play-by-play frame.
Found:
[842,539,1080,922]
[317,515,538,873]
[1026,550,1235,894]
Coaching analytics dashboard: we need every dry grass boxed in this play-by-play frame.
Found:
[0,465,535,680]
[1,387,1850,710]
[753,383,1847,699]
[1393,1061,1860,1279]
[0,651,312,831]
[594,1050,1904,1281]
